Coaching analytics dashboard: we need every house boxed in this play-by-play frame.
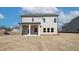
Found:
[12,26,20,33]
[62,16,79,33]
[0,28,5,35]
[19,13,59,36]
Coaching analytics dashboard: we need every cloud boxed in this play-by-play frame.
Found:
[21,7,79,29]
[57,12,70,28]
[69,11,79,19]
[21,7,59,14]
[0,13,4,19]
[58,11,79,28]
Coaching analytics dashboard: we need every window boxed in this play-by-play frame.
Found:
[34,28,37,32]
[47,28,50,32]
[42,18,45,23]
[51,28,54,32]
[32,18,34,22]
[43,28,46,32]
[54,18,56,23]
[77,29,79,31]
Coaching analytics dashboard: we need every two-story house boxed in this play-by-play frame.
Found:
[19,13,59,36]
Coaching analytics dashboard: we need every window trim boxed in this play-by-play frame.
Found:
[54,18,56,23]
[47,28,50,32]
[51,28,54,32]
[43,28,46,32]
[32,18,34,22]
[42,18,45,23]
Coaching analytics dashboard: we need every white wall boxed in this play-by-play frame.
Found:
[22,16,58,34]
[22,17,41,22]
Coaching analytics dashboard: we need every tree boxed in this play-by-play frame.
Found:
[0,25,12,35]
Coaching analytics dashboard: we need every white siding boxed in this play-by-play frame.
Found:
[22,17,42,22]
[22,17,32,22]
[21,16,58,34]
[40,17,57,34]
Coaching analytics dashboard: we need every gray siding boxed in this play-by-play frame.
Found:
[62,16,79,33]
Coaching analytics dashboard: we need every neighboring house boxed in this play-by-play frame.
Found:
[19,13,59,36]
[0,28,5,35]
[62,16,79,33]
[12,26,20,33]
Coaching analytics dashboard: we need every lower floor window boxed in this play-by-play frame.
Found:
[43,28,54,33]
[43,28,46,32]
[47,28,50,32]
[51,28,54,32]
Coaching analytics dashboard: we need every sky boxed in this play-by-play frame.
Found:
[0,7,79,28]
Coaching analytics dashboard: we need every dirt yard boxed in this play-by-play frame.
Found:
[0,33,79,51]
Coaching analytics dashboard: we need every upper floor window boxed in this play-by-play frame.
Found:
[32,18,34,22]
[54,18,56,23]
[42,18,45,23]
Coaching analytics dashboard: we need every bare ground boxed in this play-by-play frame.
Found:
[0,33,79,51]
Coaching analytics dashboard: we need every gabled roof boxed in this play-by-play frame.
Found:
[62,16,79,28]
[21,13,59,17]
